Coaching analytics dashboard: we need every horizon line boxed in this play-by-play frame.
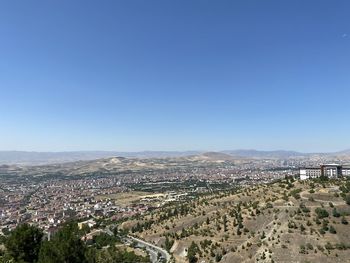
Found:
[0,148,349,154]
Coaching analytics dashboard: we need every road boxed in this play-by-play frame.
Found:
[127,235,171,263]
[104,225,171,263]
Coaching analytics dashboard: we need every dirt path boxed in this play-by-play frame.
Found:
[300,188,345,206]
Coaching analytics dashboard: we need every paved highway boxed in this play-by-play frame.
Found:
[104,225,170,263]
[127,235,171,263]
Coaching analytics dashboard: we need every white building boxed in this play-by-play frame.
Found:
[300,164,350,180]
[343,165,350,176]
[300,167,321,180]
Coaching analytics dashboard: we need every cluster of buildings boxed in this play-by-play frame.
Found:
[0,177,152,233]
[0,171,199,236]
[300,164,350,180]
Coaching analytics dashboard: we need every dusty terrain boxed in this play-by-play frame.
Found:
[127,178,350,263]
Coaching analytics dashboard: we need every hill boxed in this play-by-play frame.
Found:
[188,152,236,162]
[1,149,350,166]
[0,151,201,165]
[222,149,306,158]
[128,178,350,263]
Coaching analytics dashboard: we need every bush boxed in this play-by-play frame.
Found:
[325,242,333,250]
[341,216,348,225]
[332,208,340,218]
[315,208,329,219]
[329,225,337,234]
[306,243,313,250]
[215,253,222,262]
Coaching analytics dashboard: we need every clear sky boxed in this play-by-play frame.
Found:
[0,1,349,152]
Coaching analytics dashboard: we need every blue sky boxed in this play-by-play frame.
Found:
[0,1,349,152]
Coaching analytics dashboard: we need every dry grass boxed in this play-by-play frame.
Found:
[130,179,350,263]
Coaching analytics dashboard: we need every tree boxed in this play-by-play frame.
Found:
[345,195,350,205]
[92,233,117,249]
[38,222,88,263]
[5,223,43,263]
[91,246,150,263]
[187,242,199,263]
[80,224,91,236]
[315,208,329,219]
[164,236,174,252]
[223,215,228,232]
[2,222,150,263]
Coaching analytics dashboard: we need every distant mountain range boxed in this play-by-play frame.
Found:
[0,151,201,165]
[221,149,305,158]
[0,149,349,165]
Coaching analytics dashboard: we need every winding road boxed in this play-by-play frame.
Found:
[104,225,171,263]
[127,235,171,263]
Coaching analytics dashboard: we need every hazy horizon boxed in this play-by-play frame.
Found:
[0,148,349,154]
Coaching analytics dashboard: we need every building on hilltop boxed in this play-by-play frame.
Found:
[300,167,322,180]
[343,165,350,176]
[300,164,350,180]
